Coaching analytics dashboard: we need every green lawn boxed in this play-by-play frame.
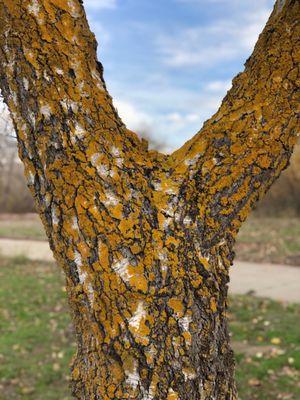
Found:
[236,215,300,265]
[0,257,299,399]
[0,214,46,241]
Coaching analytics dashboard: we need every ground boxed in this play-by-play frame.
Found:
[236,216,300,266]
[0,257,300,400]
[1,213,300,265]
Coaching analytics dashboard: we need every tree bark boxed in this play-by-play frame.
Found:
[0,0,299,399]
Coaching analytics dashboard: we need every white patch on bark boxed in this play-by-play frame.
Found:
[161,265,168,274]
[142,388,155,400]
[91,69,105,90]
[163,204,175,218]
[23,78,29,91]
[55,68,64,76]
[91,153,100,165]
[87,283,95,306]
[101,164,114,178]
[125,362,140,390]
[184,155,200,166]
[218,239,226,247]
[183,370,196,381]
[74,123,86,140]
[163,217,172,230]
[74,250,95,305]
[43,71,51,82]
[103,191,119,207]
[112,258,132,282]
[27,171,35,186]
[20,124,28,139]
[27,0,40,17]
[111,146,124,167]
[129,302,146,330]
[51,206,59,226]
[111,146,120,157]
[116,157,124,167]
[158,251,168,273]
[153,181,162,191]
[74,250,87,284]
[91,154,113,178]
[78,81,89,98]
[60,98,78,113]
[10,92,17,107]
[72,216,79,231]
[179,315,192,331]
[41,104,52,119]
[164,187,177,195]
[67,0,80,18]
[276,0,286,14]
[183,215,192,226]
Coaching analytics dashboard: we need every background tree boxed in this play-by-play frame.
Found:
[0,101,36,213]
[0,0,299,399]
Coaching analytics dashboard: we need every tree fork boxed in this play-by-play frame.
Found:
[0,0,299,399]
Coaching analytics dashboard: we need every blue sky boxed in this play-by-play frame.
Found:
[84,0,275,151]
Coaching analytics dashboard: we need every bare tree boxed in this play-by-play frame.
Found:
[0,0,299,399]
[0,101,35,213]
[0,101,15,205]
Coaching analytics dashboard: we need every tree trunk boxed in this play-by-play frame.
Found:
[0,0,299,398]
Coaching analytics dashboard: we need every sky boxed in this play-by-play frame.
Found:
[1,0,276,152]
[83,0,275,151]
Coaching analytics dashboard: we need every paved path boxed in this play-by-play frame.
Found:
[1,238,299,303]
[229,261,300,303]
[0,238,54,262]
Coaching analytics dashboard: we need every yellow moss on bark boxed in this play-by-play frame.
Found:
[0,0,299,399]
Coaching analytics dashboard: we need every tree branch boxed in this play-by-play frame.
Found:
[0,0,158,240]
[168,0,300,245]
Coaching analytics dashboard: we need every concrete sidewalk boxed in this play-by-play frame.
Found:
[231,261,300,303]
[0,238,299,303]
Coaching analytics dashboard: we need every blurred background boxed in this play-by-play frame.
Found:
[0,1,299,399]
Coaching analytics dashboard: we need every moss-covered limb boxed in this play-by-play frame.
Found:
[170,0,300,244]
[0,0,158,271]
[0,0,154,217]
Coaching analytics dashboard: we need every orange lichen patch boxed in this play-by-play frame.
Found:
[258,154,272,168]
[72,367,80,381]
[167,388,179,400]
[210,297,218,313]
[118,218,136,235]
[199,256,210,270]
[50,0,74,12]
[167,298,184,317]
[126,264,148,293]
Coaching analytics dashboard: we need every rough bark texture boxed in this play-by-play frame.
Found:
[0,0,299,399]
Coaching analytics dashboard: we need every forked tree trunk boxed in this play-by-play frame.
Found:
[0,0,299,399]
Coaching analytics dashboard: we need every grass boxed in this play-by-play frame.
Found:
[0,257,74,400]
[0,214,46,241]
[0,257,299,399]
[235,215,300,265]
[229,296,300,399]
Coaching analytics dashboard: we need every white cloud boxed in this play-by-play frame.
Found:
[157,8,271,67]
[113,99,153,131]
[166,112,200,124]
[84,0,117,10]
[206,80,232,92]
